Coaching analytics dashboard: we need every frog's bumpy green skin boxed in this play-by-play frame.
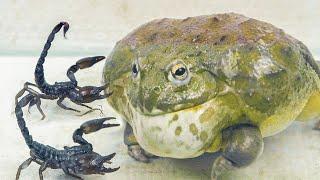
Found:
[103,13,320,178]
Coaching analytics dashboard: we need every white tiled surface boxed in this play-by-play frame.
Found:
[1,57,320,180]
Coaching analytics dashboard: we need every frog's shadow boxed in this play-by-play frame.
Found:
[161,152,220,177]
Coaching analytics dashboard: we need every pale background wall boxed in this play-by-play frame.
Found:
[0,0,319,58]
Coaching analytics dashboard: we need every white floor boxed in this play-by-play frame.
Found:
[1,57,320,180]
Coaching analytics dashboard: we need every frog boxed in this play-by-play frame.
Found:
[102,13,320,179]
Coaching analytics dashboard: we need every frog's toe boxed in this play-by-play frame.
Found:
[211,156,237,180]
[313,120,320,130]
[128,145,157,163]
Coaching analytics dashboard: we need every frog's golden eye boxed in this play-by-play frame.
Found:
[167,61,191,86]
[171,64,188,80]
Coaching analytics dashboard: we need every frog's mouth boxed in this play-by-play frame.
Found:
[126,88,218,117]
[127,92,218,117]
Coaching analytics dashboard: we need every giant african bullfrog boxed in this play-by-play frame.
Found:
[103,13,320,179]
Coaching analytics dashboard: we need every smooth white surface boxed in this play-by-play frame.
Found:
[1,57,320,180]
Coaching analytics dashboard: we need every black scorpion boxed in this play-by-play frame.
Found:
[15,22,110,119]
[15,94,120,180]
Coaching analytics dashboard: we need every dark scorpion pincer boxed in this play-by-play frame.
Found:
[15,22,111,119]
[15,94,120,180]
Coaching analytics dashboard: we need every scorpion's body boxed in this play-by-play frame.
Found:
[15,94,119,180]
[16,22,109,119]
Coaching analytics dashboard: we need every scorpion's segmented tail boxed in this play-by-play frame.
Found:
[15,94,35,148]
[35,22,69,90]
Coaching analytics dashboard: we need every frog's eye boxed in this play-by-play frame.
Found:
[168,61,191,86]
[171,64,188,80]
[132,62,139,78]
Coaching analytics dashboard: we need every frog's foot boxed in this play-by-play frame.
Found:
[313,120,320,130]
[211,125,263,179]
[124,123,157,163]
[127,144,157,163]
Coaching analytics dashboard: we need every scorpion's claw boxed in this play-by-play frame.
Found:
[92,153,120,173]
[102,166,120,173]
[80,117,119,134]
[76,56,105,69]
[78,85,108,103]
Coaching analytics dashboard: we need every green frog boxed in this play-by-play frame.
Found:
[103,13,320,179]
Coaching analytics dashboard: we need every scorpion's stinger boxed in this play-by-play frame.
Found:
[61,21,69,38]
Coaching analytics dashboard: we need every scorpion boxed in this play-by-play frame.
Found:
[15,22,110,119]
[15,93,120,180]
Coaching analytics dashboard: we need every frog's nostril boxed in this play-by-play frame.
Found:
[153,86,161,94]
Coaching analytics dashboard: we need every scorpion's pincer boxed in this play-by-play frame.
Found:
[76,56,106,69]
[80,117,119,134]
[91,152,120,173]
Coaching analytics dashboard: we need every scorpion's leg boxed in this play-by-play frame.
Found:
[57,97,81,113]
[27,92,55,120]
[38,161,48,180]
[28,93,56,113]
[16,157,35,180]
[25,94,46,120]
[35,96,46,120]
[124,123,157,163]
[16,87,52,120]
[76,103,94,110]
[27,96,37,113]
[15,82,38,105]
[211,125,263,179]
[75,103,104,116]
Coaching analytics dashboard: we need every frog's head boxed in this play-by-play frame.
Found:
[103,14,250,117]
[105,45,220,116]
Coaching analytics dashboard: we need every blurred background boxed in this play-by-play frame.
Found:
[0,0,319,58]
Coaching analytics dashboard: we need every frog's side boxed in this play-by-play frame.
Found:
[103,13,320,178]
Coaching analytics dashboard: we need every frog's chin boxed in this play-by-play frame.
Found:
[127,98,219,158]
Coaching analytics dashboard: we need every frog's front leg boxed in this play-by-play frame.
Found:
[124,123,157,163]
[211,125,263,179]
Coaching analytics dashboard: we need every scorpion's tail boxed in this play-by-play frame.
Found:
[35,22,69,90]
[15,94,37,148]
